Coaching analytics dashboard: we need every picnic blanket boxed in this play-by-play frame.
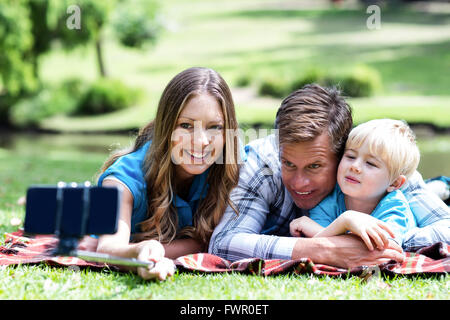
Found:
[1,230,448,278]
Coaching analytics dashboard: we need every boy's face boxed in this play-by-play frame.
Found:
[337,141,392,204]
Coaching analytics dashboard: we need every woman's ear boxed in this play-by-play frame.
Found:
[387,175,406,192]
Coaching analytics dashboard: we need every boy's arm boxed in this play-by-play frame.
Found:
[290,216,324,238]
[314,211,395,251]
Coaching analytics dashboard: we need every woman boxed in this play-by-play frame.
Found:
[96,67,241,280]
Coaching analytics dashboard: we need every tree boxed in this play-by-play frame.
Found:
[0,0,37,124]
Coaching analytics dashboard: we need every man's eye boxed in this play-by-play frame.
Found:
[282,160,295,168]
[309,164,320,169]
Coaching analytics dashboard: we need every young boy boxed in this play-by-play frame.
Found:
[290,119,420,250]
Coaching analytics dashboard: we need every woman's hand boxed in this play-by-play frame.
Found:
[77,236,99,252]
[136,240,176,281]
[340,210,396,251]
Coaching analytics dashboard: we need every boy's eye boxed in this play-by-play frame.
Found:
[367,161,377,167]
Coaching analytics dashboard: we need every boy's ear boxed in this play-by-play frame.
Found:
[387,175,406,192]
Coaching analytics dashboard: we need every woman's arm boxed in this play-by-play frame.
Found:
[96,179,175,280]
[163,238,205,259]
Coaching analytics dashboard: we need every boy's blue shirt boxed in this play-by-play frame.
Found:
[309,184,417,245]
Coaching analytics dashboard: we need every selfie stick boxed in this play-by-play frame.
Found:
[51,182,155,270]
[70,250,155,269]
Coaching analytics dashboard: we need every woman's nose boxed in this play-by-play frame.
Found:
[193,122,210,147]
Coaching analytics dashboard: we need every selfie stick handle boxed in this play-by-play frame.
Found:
[72,250,155,269]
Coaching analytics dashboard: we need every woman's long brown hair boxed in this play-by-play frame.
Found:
[99,67,240,246]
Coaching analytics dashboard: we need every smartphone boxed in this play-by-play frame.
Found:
[24,184,120,237]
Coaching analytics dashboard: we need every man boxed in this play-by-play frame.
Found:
[209,84,450,269]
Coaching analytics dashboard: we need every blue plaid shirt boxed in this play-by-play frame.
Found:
[209,134,450,261]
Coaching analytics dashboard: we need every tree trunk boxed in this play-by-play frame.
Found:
[95,36,107,78]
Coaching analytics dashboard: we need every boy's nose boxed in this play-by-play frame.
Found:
[350,162,362,173]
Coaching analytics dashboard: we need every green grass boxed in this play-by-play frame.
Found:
[36,0,450,132]
[0,266,448,300]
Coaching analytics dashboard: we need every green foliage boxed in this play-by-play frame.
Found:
[76,78,140,115]
[9,78,85,127]
[257,75,289,98]
[290,68,327,91]
[48,0,112,48]
[0,0,37,96]
[235,73,252,87]
[112,0,162,48]
[257,65,382,98]
[339,65,382,98]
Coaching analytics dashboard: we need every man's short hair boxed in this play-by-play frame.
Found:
[346,119,420,182]
[275,84,353,157]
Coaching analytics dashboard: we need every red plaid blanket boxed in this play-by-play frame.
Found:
[1,231,448,277]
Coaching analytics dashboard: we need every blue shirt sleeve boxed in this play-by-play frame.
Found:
[97,142,151,232]
[371,190,417,246]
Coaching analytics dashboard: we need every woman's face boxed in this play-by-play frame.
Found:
[171,93,225,182]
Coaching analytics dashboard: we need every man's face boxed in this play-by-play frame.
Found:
[280,132,339,210]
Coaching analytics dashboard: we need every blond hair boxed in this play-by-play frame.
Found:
[346,119,420,182]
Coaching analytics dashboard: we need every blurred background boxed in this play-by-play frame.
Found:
[0,0,449,228]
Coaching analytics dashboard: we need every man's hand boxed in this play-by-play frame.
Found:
[292,234,405,269]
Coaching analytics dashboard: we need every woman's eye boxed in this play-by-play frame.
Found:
[179,123,192,129]
[209,125,223,131]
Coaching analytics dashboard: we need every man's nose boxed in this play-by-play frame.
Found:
[291,171,310,190]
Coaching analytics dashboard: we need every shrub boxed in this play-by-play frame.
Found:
[338,65,382,97]
[290,68,325,91]
[257,76,289,98]
[235,73,252,87]
[9,78,84,127]
[75,78,140,115]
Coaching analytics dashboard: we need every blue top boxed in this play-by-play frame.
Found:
[97,141,209,234]
[309,184,417,246]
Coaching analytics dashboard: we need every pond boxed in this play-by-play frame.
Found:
[0,131,449,180]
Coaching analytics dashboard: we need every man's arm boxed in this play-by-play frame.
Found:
[209,139,299,261]
[292,235,404,269]
[402,171,450,250]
